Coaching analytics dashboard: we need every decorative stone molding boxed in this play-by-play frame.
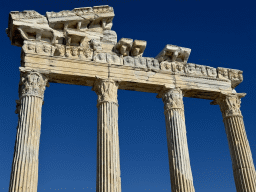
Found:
[92,79,119,105]
[106,53,122,65]
[155,44,191,63]
[217,67,229,80]
[22,41,55,56]
[229,69,243,88]
[211,93,246,119]
[19,71,48,99]
[158,88,184,111]
[115,38,133,56]
[146,58,160,70]
[115,38,146,57]
[6,5,115,52]
[131,40,147,57]
[7,7,244,89]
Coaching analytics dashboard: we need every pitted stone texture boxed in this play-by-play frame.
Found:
[155,44,191,63]
[213,94,256,191]
[160,88,195,192]
[93,79,121,192]
[18,71,48,99]
[9,71,47,192]
[93,79,119,105]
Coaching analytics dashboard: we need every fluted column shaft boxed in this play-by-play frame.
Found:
[9,71,48,192]
[93,79,121,192]
[214,93,256,191]
[159,88,195,192]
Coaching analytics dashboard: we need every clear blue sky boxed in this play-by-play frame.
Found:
[1,0,256,191]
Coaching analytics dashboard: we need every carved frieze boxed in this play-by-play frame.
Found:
[78,47,93,60]
[160,61,172,71]
[185,63,197,75]
[123,56,135,67]
[206,66,217,78]
[92,79,119,105]
[53,44,65,57]
[7,6,244,89]
[172,62,185,75]
[22,41,55,56]
[217,67,229,80]
[146,58,160,70]
[107,53,122,65]
[22,40,93,60]
[229,69,243,88]
[94,53,107,63]
[134,57,147,68]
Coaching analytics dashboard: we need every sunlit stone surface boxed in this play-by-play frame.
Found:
[6,4,255,192]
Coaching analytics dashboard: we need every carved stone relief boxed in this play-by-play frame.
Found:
[155,44,191,63]
[217,67,229,80]
[19,71,48,99]
[92,79,119,104]
[131,40,147,57]
[146,58,159,70]
[159,88,184,111]
[115,38,133,57]
[107,53,122,65]
[123,56,135,67]
[212,93,246,118]
[134,57,147,68]
[7,6,244,88]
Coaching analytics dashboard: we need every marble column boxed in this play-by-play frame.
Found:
[93,79,121,192]
[159,88,195,192]
[212,93,256,191]
[9,71,48,192]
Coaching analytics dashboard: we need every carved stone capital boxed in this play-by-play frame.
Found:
[19,71,48,100]
[92,79,119,105]
[211,93,246,118]
[158,88,184,111]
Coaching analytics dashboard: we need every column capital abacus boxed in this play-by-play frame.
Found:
[211,93,246,119]
[157,87,184,112]
[18,70,49,100]
[92,78,119,106]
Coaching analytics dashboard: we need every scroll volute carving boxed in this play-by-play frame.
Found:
[158,88,184,111]
[92,79,119,105]
[211,93,246,118]
[19,71,49,99]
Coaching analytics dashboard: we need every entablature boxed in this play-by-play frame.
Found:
[6,6,244,100]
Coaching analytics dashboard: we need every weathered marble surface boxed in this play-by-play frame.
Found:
[9,71,48,192]
[6,5,243,100]
[212,94,256,191]
[6,5,255,192]
[159,88,195,192]
[93,79,121,192]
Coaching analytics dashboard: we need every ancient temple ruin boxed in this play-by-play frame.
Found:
[6,5,256,192]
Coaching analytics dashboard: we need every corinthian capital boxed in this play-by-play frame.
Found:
[211,93,246,118]
[19,71,48,99]
[92,79,119,105]
[158,88,184,111]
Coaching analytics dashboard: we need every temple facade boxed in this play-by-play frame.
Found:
[6,5,256,192]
